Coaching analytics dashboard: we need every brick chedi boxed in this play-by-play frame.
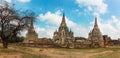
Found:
[53,13,74,47]
[88,17,104,47]
[23,19,38,43]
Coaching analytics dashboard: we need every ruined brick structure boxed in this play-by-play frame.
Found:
[53,13,74,48]
[88,17,104,47]
[103,35,112,47]
[23,19,38,43]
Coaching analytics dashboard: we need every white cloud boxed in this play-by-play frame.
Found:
[76,0,108,15]
[5,0,12,3]
[18,0,31,3]
[3,0,30,3]
[73,9,82,15]
[38,10,61,26]
[20,30,27,37]
[34,25,56,38]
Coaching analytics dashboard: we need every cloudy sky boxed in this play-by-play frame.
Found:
[3,0,120,39]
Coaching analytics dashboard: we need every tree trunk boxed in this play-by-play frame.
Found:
[3,41,8,48]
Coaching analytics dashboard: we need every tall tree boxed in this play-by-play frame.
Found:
[0,5,35,48]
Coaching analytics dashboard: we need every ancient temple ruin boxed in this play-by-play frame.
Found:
[88,17,104,47]
[23,19,38,44]
[53,13,74,48]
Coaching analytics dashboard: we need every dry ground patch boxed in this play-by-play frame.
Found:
[1,43,120,58]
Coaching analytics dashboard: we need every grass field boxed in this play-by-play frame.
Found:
[0,43,120,58]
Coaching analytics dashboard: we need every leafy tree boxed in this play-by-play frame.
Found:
[0,5,35,48]
[8,36,24,43]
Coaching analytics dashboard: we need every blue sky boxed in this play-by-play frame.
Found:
[3,0,120,39]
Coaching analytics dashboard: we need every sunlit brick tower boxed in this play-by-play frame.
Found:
[23,19,38,43]
[88,17,104,47]
[53,13,74,47]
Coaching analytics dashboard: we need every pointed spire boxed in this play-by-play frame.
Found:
[69,28,72,32]
[30,19,34,28]
[60,13,66,26]
[94,17,98,27]
[55,29,57,32]
[62,13,65,24]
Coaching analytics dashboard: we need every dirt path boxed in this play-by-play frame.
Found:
[0,54,22,58]
[84,51,113,58]
[39,48,113,58]
[8,47,114,58]
[9,47,40,56]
